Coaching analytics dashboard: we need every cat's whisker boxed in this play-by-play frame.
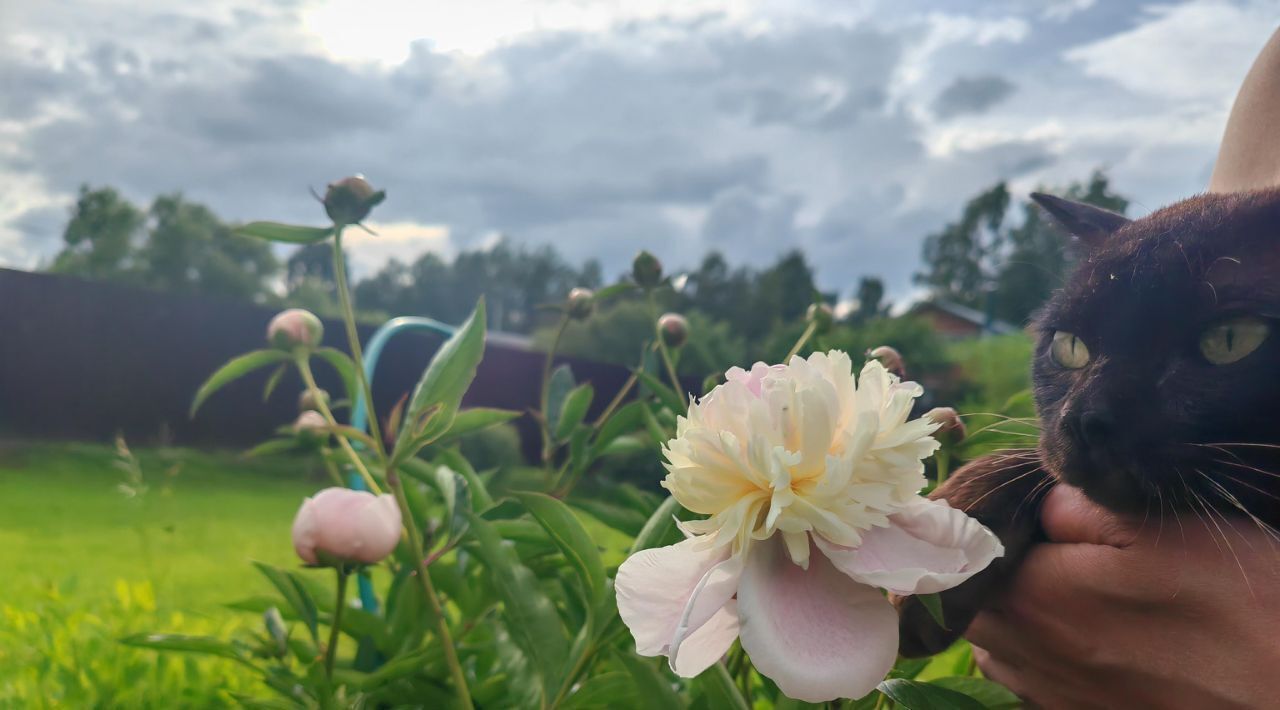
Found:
[1190,477,1256,597]
[1207,456,1280,480]
[1195,470,1258,551]
[1197,471,1280,548]
[1198,441,1280,452]
[963,465,1043,512]
[1014,475,1055,523]
[1208,462,1280,502]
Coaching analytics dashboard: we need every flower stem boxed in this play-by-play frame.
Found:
[785,321,818,362]
[592,369,638,429]
[331,227,387,460]
[647,293,684,405]
[936,449,951,487]
[539,314,571,464]
[324,568,349,682]
[297,358,382,494]
[387,463,474,709]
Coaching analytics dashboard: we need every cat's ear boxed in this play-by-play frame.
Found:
[1030,192,1130,249]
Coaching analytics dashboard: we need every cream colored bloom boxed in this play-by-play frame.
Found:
[616,352,1003,702]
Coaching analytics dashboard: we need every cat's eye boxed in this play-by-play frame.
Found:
[1199,316,1270,365]
[1050,331,1090,369]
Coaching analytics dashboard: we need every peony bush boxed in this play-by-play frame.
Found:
[125,176,1017,709]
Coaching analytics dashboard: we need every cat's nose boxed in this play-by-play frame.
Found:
[1076,409,1116,447]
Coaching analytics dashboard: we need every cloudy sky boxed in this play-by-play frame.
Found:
[1,0,1274,298]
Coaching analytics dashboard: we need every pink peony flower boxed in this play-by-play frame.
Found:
[615,352,1002,702]
[267,309,324,351]
[291,488,402,566]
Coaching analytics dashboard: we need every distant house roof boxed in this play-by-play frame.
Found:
[909,299,1018,337]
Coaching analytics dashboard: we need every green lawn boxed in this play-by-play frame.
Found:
[0,441,325,708]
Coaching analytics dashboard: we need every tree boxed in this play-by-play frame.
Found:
[914,183,1010,310]
[994,171,1129,324]
[140,194,278,301]
[50,185,144,280]
[852,276,888,324]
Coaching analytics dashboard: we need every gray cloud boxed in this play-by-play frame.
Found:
[933,75,1017,118]
[0,0,1250,300]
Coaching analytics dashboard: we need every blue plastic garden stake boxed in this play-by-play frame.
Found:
[345,316,458,614]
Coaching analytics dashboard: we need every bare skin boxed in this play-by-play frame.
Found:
[966,484,1280,709]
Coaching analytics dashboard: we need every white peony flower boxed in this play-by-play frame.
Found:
[615,351,1003,702]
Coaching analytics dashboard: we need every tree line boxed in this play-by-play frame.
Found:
[43,171,1129,369]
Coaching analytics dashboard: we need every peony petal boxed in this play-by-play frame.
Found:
[670,602,741,677]
[816,498,1004,595]
[616,536,735,657]
[737,537,898,702]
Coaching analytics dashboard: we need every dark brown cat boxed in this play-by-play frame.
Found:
[897,187,1280,656]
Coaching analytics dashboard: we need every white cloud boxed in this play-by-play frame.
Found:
[1065,1,1274,102]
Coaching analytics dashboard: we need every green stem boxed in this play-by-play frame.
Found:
[785,321,818,362]
[331,228,387,460]
[936,449,951,487]
[550,641,596,707]
[298,358,382,494]
[592,369,638,430]
[647,294,685,406]
[324,569,349,682]
[319,448,346,487]
[539,314,571,464]
[387,463,474,709]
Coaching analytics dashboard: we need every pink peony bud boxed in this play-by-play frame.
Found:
[566,287,595,320]
[658,312,689,348]
[866,345,905,378]
[632,250,663,289]
[298,389,330,413]
[267,309,324,351]
[291,488,403,566]
[323,175,385,225]
[925,407,967,443]
[807,302,835,333]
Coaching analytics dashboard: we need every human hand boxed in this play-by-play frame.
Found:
[967,484,1280,709]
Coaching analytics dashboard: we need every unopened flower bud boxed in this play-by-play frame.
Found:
[567,287,595,320]
[268,309,324,351]
[293,410,328,445]
[632,250,663,289]
[926,407,967,443]
[658,312,689,349]
[323,175,385,225]
[291,488,403,567]
[867,345,905,378]
[807,302,835,333]
[263,607,289,657]
[299,389,330,413]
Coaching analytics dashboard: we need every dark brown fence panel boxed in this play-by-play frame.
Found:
[0,268,636,457]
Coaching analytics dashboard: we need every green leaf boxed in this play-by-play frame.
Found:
[695,662,750,710]
[431,465,471,544]
[190,350,291,417]
[929,677,1021,709]
[432,449,494,512]
[629,496,685,554]
[118,633,248,663]
[545,364,576,432]
[592,282,636,303]
[314,347,360,406]
[635,369,686,414]
[251,562,320,645]
[395,300,487,455]
[235,221,334,244]
[262,363,287,402]
[595,434,648,459]
[916,592,947,629]
[617,652,685,710]
[592,400,647,455]
[561,671,633,709]
[433,407,522,445]
[515,492,607,619]
[640,403,669,446]
[571,499,648,537]
[467,514,569,701]
[876,679,987,710]
[242,438,300,459]
[554,383,595,441]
